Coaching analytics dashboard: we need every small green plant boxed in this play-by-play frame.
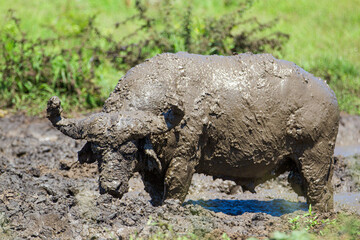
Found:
[302,205,318,231]
[288,215,301,230]
[287,205,336,233]
[304,215,318,231]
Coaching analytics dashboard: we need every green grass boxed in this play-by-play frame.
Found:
[246,0,360,65]
[128,212,360,240]
[245,0,360,114]
[0,0,359,115]
[2,0,357,68]
[249,212,360,240]
[0,0,286,114]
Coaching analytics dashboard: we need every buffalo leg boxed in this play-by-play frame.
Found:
[164,157,196,203]
[298,138,335,212]
[163,134,199,203]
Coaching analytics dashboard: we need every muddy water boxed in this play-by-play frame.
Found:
[0,114,359,239]
[185,178,360,216]
[185,199,308,217]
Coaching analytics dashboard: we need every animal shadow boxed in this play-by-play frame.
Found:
[184,199,308,217]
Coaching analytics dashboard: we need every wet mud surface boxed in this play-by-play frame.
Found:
[0,113,359,239]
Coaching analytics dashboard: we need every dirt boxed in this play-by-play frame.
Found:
[0,113,359,239]
[0,115,360,239]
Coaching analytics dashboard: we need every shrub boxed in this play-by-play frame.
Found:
[0,0,289,114]
[0,10,103,113]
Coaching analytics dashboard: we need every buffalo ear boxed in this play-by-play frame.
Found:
[78,142,97,164]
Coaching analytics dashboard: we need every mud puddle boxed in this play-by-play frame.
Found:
[0,114,359,239]
[185,199,308,217]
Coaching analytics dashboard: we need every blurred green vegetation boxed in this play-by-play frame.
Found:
[0,0,359,115]
[132,212,360,240]
[270,213,360,240]
[245,0,360,115]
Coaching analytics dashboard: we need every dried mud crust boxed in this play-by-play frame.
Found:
[0,114,358,239]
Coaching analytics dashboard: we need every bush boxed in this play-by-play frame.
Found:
[0,0,289,114]
[0,10,103,113]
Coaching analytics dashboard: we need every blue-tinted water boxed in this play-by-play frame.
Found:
[184,199,308,217]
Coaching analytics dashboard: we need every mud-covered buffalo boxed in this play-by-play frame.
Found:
[47,52,339,212]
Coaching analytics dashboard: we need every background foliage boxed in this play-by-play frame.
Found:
[0,0,359,115]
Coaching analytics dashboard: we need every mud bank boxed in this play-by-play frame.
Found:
[0,114,359,239]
